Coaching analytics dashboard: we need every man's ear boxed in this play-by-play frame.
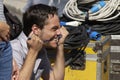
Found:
[31,24,41,35]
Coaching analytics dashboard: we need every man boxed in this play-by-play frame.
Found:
[0,21,12,80]
[11,4,69,80]
[0,22,19,80]
[0,0,20,79]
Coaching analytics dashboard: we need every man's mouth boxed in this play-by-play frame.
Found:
[43,36,56,43]
[43,35,62,43]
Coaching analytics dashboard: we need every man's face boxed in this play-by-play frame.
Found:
[38,14,61,48]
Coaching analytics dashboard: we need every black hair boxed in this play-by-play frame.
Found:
[22,4,58,36]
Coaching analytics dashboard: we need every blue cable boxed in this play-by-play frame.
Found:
[89,1,106,13]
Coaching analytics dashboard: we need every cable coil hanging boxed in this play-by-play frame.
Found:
[64,25,90,49]
[63,0,120,21]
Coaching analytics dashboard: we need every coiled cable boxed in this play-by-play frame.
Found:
[64,25,90,49]
[83,17,120,35]
[63,0,120,21]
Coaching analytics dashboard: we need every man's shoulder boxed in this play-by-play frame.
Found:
[10,39,21,49]
[10,39,21,46]
[10,32,27,46]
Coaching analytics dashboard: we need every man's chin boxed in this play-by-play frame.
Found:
[44,43,57,49]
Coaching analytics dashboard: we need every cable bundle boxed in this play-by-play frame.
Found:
[64,25,90,49]
[63,0,120,21]
[63,0,120,35]
[63,25,89,68]
[83,17,120,35]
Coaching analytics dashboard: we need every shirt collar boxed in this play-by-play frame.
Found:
[18,31,28,54]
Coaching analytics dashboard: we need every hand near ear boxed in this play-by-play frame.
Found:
[58,26,69,45]
[27,32,43,52]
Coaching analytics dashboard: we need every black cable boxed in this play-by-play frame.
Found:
[82,16,120,35]
[64,25,90,49]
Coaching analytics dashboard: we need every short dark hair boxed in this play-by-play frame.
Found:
[22,4,58,36]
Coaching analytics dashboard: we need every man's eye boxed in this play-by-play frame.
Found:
[52,26,58,31]
[53,28,57,31]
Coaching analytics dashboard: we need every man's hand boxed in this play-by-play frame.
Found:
[0,22,10,41]
[17,32,44,80]
[58,26,69,45]
[27,32,43,52]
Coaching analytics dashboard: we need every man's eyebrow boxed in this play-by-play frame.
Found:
[51,26,59,29]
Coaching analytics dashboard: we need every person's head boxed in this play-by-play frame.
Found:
[0,21,10,42]
[23,4,61,48]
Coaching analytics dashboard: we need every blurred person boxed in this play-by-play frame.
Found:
[0,0,19,80]
[0,21,12,80]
